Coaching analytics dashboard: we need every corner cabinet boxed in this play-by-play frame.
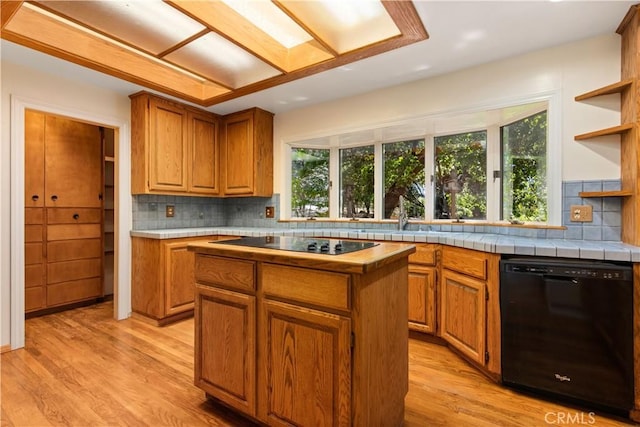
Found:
[440,246,501,378]
[221,108,273,197]
[131,235,238,325]
[130,92,220,196]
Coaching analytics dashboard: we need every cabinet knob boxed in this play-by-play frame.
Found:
[51,195,58,202]
[73,213,80,220]
[31,195,39,201]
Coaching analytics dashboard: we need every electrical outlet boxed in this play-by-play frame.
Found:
[570,205,592,222]
[265,206,275,218]
[166,205,175,218]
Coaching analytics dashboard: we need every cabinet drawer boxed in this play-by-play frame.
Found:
[47,208,101,224]
[408,244,437,266]
[47,258,101,284]
[442,246,487,280]
[47,224,101,241]
[25,242,43,264]
[25,287,46,312]
[25,264,44,288]
[25,225,44,243]
[47,239,102,262]
[25,208,44,224]
[195,255,255,292]
[261,263,351,312]
[47,278,102,306]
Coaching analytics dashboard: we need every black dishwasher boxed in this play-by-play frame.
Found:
[500,257,634,414]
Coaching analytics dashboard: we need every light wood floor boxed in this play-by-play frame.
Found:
[1,302,636,426]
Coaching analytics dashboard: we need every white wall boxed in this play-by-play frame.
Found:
[1,60,131,347]
[273,34,623,195]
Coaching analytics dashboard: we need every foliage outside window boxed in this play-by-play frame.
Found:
[340,145,375,218]
[288,102,551,224]
[291,148,329,218]
[501,112,547,222]
[383,140,425,219]
[434,131,487,220]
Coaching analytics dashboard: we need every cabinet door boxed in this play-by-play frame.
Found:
[222,111,254,195]
[44,115,102,207]
[25,110,45,207]
[440,268,486,366]
[164,241,195,316]
[148,97,188,192]
[189,110,219,195]
[258,299,351,427]
[408,265,436,334]
[195,285,256,416]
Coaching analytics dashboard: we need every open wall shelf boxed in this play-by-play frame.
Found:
[579,190,633,198]
[574,79,633,101]
[574,123,633,141]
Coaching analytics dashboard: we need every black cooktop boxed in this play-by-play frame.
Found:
[213,236,377,255]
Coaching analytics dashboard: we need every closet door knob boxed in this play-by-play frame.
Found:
[31,195,39,201]
[51,195,58,202]
[73,213,80,220]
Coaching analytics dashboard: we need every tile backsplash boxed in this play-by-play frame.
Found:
[133,179,624,241]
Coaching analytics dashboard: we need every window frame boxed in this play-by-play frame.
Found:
[284,92,561,225]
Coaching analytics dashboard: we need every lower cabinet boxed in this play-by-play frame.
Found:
[258,299,351,427]
[131,235,238,325]
[408,244,439,334]
[194,285,256,416]
[439,246,501,376]
[193,251,408,427]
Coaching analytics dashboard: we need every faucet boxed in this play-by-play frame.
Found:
[398,195,409,230]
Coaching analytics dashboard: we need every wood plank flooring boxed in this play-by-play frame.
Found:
[1,301,636,426]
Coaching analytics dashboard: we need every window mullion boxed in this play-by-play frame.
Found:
[329,143,340,219]
[486,125,501,222]
[374,140,383,221]
[424,134,435,221]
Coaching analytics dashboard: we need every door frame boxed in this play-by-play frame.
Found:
[10,95,132,349]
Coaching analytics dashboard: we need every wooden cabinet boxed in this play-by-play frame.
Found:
[24,110,104,313]
[408,244,439,334]
[191,242,410,427]
[132,235,239,325]
[221,108,273,197]
[130,92,220,196]
[439,246,500,377]
[259,299,351,427]
[194,284,256,416]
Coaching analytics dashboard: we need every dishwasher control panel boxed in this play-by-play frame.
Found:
[503,261,632,280]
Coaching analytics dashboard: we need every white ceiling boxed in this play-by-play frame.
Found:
[1,0,635,115]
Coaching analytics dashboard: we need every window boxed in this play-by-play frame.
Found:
[287,100,554,224]
[501,111,548,222]
[383,139,425,219]
[434,131,487,220]
[291,148,330,218]
[340,145,374,218]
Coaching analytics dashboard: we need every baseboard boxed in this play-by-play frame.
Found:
[0,344,11,354]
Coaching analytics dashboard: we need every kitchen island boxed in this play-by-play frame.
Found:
[188,236,415,427]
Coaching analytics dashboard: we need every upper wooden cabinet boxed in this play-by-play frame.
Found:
[221,108,273,197]
[130,92,220,196]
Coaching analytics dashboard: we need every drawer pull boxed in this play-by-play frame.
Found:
[32,194,39,201]
[51,195,58,202]
[73,213,80,220]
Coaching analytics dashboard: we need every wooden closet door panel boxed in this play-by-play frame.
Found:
[47,208,101,224]
[47,278,102,306]
[47,258,101,284]
[25,110,45,207]
[47,239,102,262]
[45,115,102,207]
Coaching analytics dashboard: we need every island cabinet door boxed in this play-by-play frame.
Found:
[194,284,256,416]
[258,299,351,427]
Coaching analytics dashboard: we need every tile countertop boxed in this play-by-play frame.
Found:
[130,227,640,263]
